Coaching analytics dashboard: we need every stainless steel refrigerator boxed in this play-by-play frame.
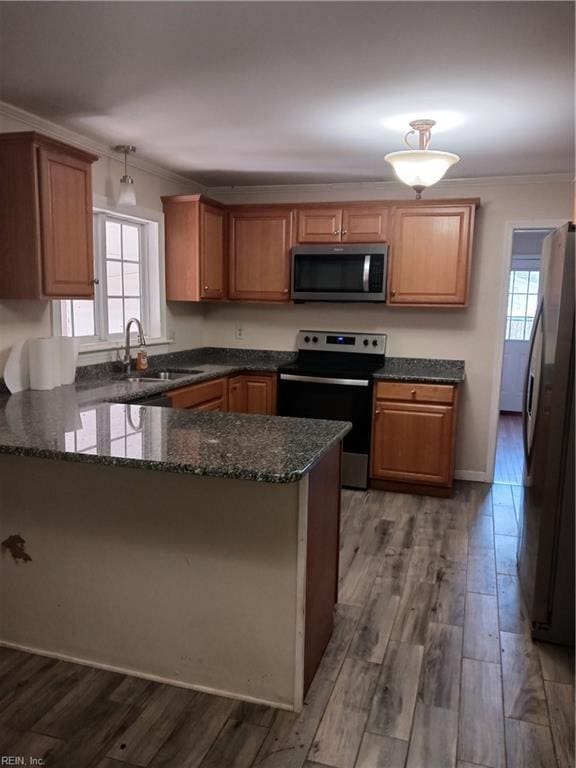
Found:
[517,222,575,645]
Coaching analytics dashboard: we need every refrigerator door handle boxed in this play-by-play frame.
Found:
[527,373,535,416]
[522,297,544,464]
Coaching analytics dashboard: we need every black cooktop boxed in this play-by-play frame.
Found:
[278,350,385,379]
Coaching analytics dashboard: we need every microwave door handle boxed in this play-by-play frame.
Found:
[363,254,371,292]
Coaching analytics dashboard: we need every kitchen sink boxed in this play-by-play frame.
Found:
[121,369,202,382]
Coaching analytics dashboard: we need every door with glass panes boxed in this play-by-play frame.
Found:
[500,230,551,412]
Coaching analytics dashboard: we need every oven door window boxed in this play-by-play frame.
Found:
[277,378,371,454]
[293,254,366,293]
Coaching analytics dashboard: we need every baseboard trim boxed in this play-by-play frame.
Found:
[454,469,488,482]
[0,640,295,712]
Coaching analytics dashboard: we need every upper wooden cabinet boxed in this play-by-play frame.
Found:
[229,208,293,302]
[162,195,227,301]
[388,205,475,306]
[297,208,342,243]
[0,132,98,299]
[161,197,478,307]
[296,205,389,244]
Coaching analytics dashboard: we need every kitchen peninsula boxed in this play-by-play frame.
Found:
[0,369,349,713]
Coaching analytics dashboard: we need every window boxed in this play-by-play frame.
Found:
[58,210,164,346]
[505,269,540,341]
[64,405,148,460]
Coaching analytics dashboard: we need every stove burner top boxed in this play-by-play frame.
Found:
[279,330,387,379]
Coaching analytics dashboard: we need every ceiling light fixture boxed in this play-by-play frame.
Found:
[384,119,459,198]
[114,144,137,206]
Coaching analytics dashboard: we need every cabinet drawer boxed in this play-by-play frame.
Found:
[375,381,455,404]
[168,377,228,409]
[194,397,226,412]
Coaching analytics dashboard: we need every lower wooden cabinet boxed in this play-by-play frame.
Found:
[229,374,276,415]
[167,377,228,411]
[370,381,458,493]
[167,373,276,415]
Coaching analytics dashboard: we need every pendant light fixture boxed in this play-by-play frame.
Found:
[384,119,459,198]
[114,144,137,206]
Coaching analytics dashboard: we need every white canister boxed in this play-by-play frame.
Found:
[28,337,61,390]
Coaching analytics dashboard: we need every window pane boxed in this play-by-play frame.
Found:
[61,300,74,336]
[110,439,126,458]
[124,298,141,323]
[106,221,121,257]
[76,410,97,452]
[524,319,534,340]
[509,319,525,340]
[528,271,540,294]
[108,298,124,334]
[72,300,95,336]
[126,432,143,459]
[513,271,529,293]
[110,409,127,440]
[106,260,123,296]
[511,294,527,316]
[526,293,538,317]
[123,261,140,296]
[122,224,140,261]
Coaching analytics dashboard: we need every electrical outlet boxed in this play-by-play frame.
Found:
[235,325,244,340]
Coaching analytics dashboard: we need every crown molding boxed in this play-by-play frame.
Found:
[206,172,573,200]
[0,100,206,191]
[1,101,570,197]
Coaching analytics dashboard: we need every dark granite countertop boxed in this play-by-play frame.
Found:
[72,347,297,404]
[373,357,465,384]
[0,346,463,480]
[0,395,350,483]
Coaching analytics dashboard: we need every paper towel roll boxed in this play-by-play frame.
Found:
[28,337,60,390]
[59,337,80,385]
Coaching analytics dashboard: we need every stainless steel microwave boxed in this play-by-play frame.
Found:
[291,244,388,302]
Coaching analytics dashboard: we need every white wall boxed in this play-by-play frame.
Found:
[205,175,572,478]
[0,108,203,369]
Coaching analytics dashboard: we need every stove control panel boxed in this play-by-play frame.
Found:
[297,330,387,355]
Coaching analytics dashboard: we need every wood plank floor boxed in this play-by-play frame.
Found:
[0,482,573,768]
[494,414,524,486]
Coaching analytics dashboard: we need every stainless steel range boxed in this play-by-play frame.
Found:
[277,330,387,489]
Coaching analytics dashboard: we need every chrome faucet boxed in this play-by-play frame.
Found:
[122,317,146,372]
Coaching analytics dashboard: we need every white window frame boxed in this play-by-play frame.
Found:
[52,198,170,356]
[504,267,540,342]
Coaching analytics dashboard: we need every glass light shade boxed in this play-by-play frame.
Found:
[118,177,137,206]
[384,149,460,189]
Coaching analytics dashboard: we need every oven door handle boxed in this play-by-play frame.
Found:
[363,254,371,292]
[279,373,370,387]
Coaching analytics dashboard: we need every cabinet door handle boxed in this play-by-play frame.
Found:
[391,289,397,297]
[333,229,341,235]
[92,278,100,285]
[283,288,289,293]
[411,389,417,397]
[204,285,209,290]
[341,229,348,235]
[375,408,381,415]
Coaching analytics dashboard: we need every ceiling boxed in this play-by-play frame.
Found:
[0,2,573,187]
